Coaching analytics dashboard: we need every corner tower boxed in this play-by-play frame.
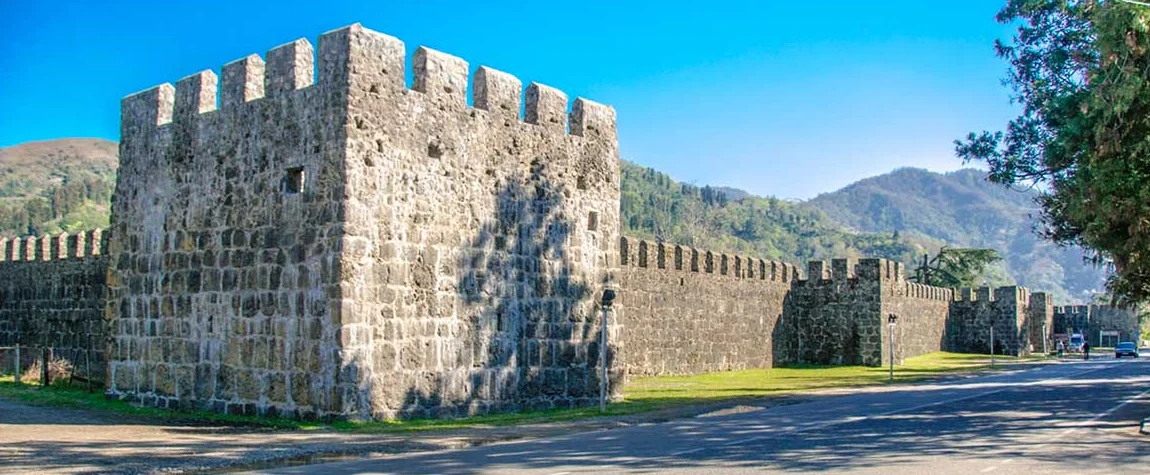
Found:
[108,24,620,420]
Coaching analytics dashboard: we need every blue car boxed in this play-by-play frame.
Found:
[1115,342,1139,358]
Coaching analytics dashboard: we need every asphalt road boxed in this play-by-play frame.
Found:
[254,355,1150,474]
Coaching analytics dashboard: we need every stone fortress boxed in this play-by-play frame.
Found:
[0,23,1139,420]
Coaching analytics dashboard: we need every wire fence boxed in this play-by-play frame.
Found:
[0,339,105,392]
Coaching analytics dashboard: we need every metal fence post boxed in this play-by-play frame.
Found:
[13,344,20,384]
[86,335,93,393]
[40,346,49,387]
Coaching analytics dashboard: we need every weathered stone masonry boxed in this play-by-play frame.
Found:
[946,287,1053,356]
[1,23,1119,421]
[617,237,1059,377]
[107,24,620,419]
[0,231,108,381]
[770,258,951,368]
[617,238,794,377]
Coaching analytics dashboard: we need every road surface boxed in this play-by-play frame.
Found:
[255,355,1150,474]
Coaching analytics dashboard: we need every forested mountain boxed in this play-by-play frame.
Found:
[0,139,117,237]
[805,167,1105,302]
[0,139,1101,301]
[621,162,1012,292]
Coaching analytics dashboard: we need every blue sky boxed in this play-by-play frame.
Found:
[0,0,1015,199]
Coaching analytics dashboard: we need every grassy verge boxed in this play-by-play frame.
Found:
[626,352,1039,405]
[0,352,1041,433]
[0,376,316,429]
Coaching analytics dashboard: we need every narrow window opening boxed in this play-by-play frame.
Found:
[286,167,305,194]
[587,211,599,232]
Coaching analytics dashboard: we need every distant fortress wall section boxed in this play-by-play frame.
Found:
[616,237,793,377]
[947,286,1046,356]
[1084,305,1139,345]
[0,232,108,382]
[775,259,951,367]
[881,270,954,365]
[107,23,619,420]
[1026,292,1054,353]
[1053,305,1139,346]
[775,259,885,367]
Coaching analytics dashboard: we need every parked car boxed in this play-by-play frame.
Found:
[1115,342,1139,358]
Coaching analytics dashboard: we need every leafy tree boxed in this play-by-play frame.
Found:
[956,0,1150,304]
[911,248,1004,288]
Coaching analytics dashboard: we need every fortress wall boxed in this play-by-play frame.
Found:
[948,286,1028,356]
[882,275,954,365]
[775,259,882,366]
[76,23,1094,422]
[1052,305,1090,335]
[776,259,937,367]
[616,238,794,377]
[1083,305,1139,344]
[0,232,108,381]
[1025,292,1054,353]
[109,32,353,417]
[296,25,619,418]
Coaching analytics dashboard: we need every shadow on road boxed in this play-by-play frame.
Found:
[3,361,1148,474]
[265,360,1150,474]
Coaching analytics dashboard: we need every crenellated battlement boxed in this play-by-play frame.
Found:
[619,236,800,283]
[902,281,953,301]
[120,23,616,144]
[1053,304,1096,315]
[0,230,106,263]
[952,285,1031,304]
[799,258,908,285]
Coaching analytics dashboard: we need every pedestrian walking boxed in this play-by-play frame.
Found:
[1083,340,1091,360]
[1056,340,1064,358]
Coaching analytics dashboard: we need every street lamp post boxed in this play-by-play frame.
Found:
[1042,323,1048,358]
[599,287,617,412]
[888,314,898,382]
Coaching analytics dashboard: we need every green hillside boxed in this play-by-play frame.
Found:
[0,138,117,237]
[805,167,1105,302]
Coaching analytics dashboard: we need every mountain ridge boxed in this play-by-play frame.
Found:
[804,166,1104,302]
[0,138,1104,301]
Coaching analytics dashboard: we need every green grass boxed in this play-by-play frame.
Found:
[0,352,1039,433]
[627,352,1036,405]
[0,376,316,429]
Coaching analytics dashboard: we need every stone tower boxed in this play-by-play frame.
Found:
[107,24,621,420]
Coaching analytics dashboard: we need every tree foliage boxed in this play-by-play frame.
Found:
[956,0,1150,304]
[911,247,1004,289]
[0,172,114,236]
